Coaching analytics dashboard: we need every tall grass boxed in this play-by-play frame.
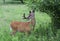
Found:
[0,4,60,41]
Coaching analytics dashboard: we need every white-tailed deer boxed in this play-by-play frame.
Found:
[10,10,36,35]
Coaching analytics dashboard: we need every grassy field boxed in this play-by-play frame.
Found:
[0,4,60,41]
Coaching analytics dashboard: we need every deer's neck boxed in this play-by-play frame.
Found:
[31,17,36,26]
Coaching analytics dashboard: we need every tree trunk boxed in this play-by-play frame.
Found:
[3,0,5,4]
[20,0,24,4]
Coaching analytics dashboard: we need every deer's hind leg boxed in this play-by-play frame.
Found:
[10,29,17,36]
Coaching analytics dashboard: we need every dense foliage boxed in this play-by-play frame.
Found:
[24,0,60,36]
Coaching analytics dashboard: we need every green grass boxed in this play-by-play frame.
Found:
[0,4,60,41]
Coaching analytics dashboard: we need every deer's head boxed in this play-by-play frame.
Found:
[22,9,35,20]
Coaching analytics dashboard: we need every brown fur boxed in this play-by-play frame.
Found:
[10,21,32,35]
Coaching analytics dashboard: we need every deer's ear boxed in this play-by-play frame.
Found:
[32,8,36,13]
[33,9,35,13]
